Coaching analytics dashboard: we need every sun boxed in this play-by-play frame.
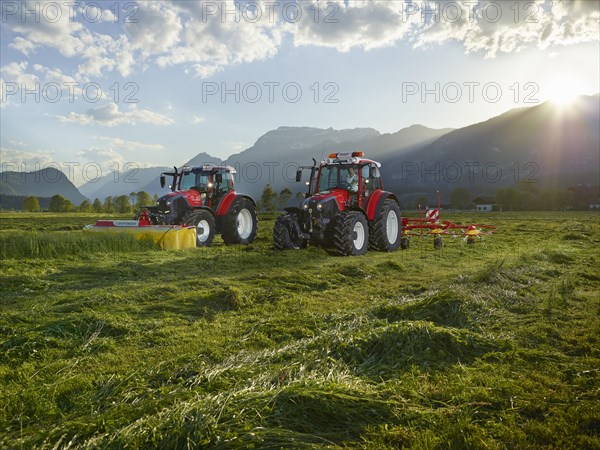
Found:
[551,89,577,106]
[544,76,581,107]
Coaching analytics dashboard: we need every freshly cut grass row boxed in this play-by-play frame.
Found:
[0,231,158,259]
[0,212,598,448]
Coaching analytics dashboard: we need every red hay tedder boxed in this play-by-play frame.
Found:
[401,191,496,250]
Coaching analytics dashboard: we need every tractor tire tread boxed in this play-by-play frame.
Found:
[221,198,258,245]
[369,199,401,252]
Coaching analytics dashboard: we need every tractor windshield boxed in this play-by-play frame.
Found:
[179,171,211,191]
[317,164,358,193]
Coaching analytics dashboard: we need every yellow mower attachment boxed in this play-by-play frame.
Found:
[83,220,196,250]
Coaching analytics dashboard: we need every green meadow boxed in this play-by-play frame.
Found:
[0,211,598,448]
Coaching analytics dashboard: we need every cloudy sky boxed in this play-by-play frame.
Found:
[1,0,599,185]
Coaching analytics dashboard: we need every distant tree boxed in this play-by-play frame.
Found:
[129,192,137,209]
[295,191,305,204]
[496,188,523,211]
[153,193,159,202]
[49,195,71,212]
[103,196,115,213]
[135,191,153,209]
[260,184,278,212]
[92,198,103,213]
[23,196,40,212]
[115,195,131,214]
[278,188,293,209]
[450,188,471,209]
[415,196,428,209]
[79,200,92,212]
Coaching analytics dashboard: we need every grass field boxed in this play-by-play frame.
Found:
[1,211,598,449]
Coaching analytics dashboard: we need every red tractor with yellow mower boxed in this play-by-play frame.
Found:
[274,152,401,256]
[139,164,258,247]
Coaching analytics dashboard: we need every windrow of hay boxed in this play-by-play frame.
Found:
[0,231,158,259]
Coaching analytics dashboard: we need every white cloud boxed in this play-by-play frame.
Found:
[77,146,125,166]
[3,1,134,77]
[55,103,174,126]
[412,0,600,58]
[1,0,598,83]
[0,61,40,107]
[74,144,163,185]
[291,1,420,52]
[124,2,182,56]
[0,147,54,171]
[9,37,37,56]
[94,136,164,152]
[191,115,205,124]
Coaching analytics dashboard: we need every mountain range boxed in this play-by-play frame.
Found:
[1,95,598,207]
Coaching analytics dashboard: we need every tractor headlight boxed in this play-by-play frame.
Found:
[317,203,323,211]
[303,203,308,210]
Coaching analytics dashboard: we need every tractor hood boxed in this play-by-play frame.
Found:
[157,189,203,209]
[311,188,349,206]
[303,188,348,214]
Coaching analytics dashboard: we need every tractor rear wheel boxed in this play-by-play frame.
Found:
[369,199,401,252]
[182,210,215,247]
[333,211,369,256]
[221,198,258,245]
[273,214,307,250]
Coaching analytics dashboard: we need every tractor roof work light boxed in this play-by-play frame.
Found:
[325,151,366,164]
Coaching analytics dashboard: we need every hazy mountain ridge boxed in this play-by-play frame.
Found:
[0,168,87,205]
[1,96,598,205]
[379,95,600,203]
[78,167,172,201]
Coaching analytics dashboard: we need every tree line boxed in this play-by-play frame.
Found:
[257,184,596,212]
[13,183,597,213]
[20,192,157,213]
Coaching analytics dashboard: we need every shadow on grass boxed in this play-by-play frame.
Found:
[327,321,509,380]
[372,289,469,328]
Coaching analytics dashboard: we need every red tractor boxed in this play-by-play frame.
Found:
[273,152,401,256]
[140,165,257,247]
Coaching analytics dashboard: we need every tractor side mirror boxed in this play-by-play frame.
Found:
[215,173,223,184]
[160,175,166,188]
[296,169,302,182]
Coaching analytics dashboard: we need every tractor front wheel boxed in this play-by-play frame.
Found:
[221,198,258,245]
[273,214,307,250]
[182,210,215,247]
[369,199,401,252]
[333,211,369,256]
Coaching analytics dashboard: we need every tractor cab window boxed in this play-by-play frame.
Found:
[317,165,336,192]
[180,171,210,192]
[369,164,382,189]
[215,171,232,196]
[317,164,358,193]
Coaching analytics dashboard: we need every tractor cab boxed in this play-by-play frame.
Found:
[279,151,400,256]
[160,165,236,209]
[304,152,383,209]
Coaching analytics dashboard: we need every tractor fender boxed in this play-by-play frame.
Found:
[216,192,256,216]
[182,206,216,223]
[365,191,399,221]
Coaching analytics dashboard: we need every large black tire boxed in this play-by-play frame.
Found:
[182,210,215,247]
[221,198,258,245]
[273,214,307,250]
[333,211,369,256]
[369,199,401,252]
